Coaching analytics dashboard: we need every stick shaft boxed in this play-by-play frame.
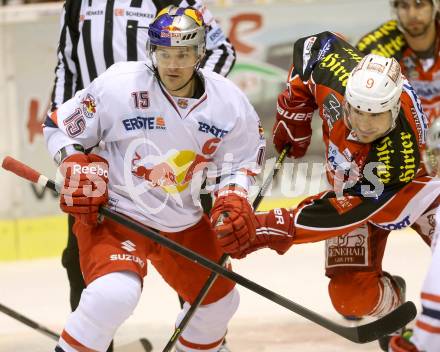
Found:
[252,144,290,210]
[0,303,59,341]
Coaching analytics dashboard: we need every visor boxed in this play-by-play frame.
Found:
[151,45,199,69]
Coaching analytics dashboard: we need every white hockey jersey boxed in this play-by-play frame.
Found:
[44,62,265,232]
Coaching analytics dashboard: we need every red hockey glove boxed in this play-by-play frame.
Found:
[273,91,313,158]
[59,153,109,226]
[210,186,257,257]
[389,334,419,352]
[234,208,295,259]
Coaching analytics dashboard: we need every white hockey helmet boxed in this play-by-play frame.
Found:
[345,54,404,122]
[423,118,440,175]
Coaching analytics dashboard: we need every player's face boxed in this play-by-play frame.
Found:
[154,46,198,94]
[347,106,393,143]
[394,0,435,37]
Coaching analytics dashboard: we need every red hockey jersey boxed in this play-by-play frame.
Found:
[281,31,439,243]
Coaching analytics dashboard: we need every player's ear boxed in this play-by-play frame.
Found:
[342,100,352,128]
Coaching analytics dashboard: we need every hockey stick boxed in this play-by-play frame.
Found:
[162,145,291,351]
[0,302,59,340]
[0,301,153,351]
[2,156,417,344]
[252,144,290,208]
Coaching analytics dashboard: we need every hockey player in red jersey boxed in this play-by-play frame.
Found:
[43,6,264,352]
[357,0,440,123]
[216,31,440,351]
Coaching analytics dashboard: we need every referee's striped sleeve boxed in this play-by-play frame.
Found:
[201,35,236,77]
[50,5,79,111]
[180,0,236,77]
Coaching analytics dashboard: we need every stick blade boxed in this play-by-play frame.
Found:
[353,301,417,343]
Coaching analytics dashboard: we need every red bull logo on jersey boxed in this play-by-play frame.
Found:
[132,160,177,187]
[131,150,212,193]
[81,94,96,118]
[122,116,167,131]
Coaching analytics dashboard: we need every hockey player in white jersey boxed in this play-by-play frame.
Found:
[389,119,440,352]
[43,6,265,352]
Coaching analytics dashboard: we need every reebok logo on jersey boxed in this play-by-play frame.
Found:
[121,240,136,252]
[122,116,166,131]
[198,122,229,138]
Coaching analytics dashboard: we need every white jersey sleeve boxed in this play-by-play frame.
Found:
[44,67,117,161]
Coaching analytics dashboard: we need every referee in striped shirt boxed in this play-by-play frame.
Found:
[49,1,235,351]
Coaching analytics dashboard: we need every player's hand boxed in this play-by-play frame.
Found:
[273,91,313,158]
[232,208,295,259]
[59,153,109,226]
[210,186,257,257]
